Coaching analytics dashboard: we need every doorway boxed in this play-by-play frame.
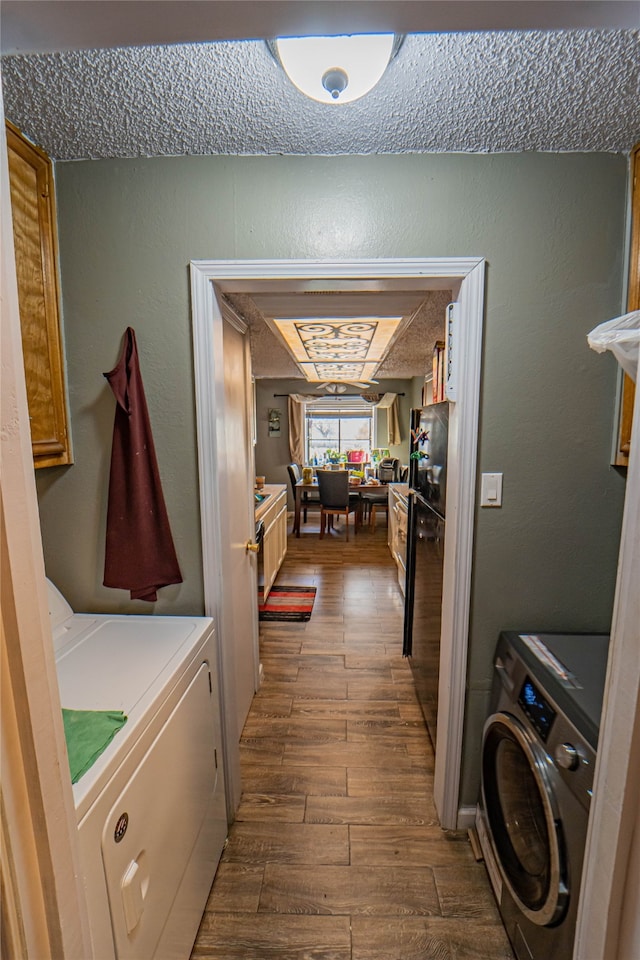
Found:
[190,257,485,829]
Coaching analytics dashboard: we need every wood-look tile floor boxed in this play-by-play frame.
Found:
[191,517,514,960]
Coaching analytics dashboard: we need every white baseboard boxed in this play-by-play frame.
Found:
[457,805,478,830]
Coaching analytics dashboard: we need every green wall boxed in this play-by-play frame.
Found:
[37,153,627,805]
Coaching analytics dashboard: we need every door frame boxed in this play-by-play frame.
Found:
[190,257,485,828]
[1,91,92,957]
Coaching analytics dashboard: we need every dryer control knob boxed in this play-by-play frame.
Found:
[555,742,579,771]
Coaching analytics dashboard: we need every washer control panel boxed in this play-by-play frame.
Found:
[554,743,580,771]
[495,647,596,811]
[518,675,557,742]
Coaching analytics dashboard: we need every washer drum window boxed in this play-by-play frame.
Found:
[481,712,569,927]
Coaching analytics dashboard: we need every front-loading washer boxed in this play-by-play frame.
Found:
[476,631,609,960]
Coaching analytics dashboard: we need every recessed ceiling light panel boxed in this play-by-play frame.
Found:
[269,316,401,381]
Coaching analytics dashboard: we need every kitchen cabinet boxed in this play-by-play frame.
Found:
[615,142,640,466]
[256,484,287,601]
[388,483,409,595]
[6,120,72,468]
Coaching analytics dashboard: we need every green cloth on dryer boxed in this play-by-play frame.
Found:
[62,707,127,783]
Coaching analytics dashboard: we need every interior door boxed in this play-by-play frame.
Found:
[191,276,260,815]
[221,312,260,734]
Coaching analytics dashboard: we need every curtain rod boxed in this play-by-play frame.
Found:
[273,392,405,397]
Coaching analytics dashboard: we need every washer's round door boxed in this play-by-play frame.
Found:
[481,712,569,926]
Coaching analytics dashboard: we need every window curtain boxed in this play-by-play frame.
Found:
[287,394,320,465]
[362,392,401,446]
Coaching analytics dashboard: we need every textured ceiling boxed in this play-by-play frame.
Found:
[2,12,638,383]
[2,29,639,160]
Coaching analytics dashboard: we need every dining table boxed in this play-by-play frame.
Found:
[293,477,388,537]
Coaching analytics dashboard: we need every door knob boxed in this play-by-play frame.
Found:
[246,540,260,553]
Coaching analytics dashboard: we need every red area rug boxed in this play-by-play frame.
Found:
[258,585,317,622]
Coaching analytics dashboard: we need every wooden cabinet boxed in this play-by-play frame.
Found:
[388,484,409,595]
[6,121,72,468]
[257,485,287,601]
[615,143,640,466]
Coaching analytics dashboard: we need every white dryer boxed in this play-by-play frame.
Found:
[49,580,227,960]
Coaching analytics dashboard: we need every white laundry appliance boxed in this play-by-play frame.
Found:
[49,579,227,960]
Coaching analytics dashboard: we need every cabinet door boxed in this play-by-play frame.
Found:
[388,488,397,551]
[261,492,288,601]
[275,499,288,570]
[615,143,639,466]
[6,121,72,468]
[262,510,279,601]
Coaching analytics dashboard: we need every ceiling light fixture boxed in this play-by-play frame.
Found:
[272,34,401,105]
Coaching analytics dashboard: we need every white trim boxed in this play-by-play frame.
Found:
[190,267,242,815]
[190,257,485,830]
[220,298,249,336]
[457,805,479,831]
[434,261,485,828]
[196,257,480,290]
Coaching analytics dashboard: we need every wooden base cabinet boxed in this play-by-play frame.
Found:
[6,121,72,468]
[257,485,287,602]
[388,484,409,596]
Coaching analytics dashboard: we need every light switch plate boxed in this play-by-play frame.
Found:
[481,473,503,507]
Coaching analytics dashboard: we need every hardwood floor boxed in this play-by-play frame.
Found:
[191,516,514,959]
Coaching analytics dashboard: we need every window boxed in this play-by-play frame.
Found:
[305,397,374,464]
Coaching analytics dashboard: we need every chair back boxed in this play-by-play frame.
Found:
[316,470,349,509]
[287,463,301,498]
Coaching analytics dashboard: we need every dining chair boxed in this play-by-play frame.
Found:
[316,470,358,540]
[287,463,320,524]
[360,487,389,529]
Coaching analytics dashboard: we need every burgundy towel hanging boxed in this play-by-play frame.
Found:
[103,327,182,601]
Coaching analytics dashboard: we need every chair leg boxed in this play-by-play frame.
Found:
[319,509,325,539]
[345,509,349,541]
[370,505,376,530]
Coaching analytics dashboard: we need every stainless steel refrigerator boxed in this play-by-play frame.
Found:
[402,401,449,750]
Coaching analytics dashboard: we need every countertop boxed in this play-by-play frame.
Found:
[255,483,287,523]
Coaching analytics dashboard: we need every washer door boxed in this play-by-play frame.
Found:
[481,712,569,927]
